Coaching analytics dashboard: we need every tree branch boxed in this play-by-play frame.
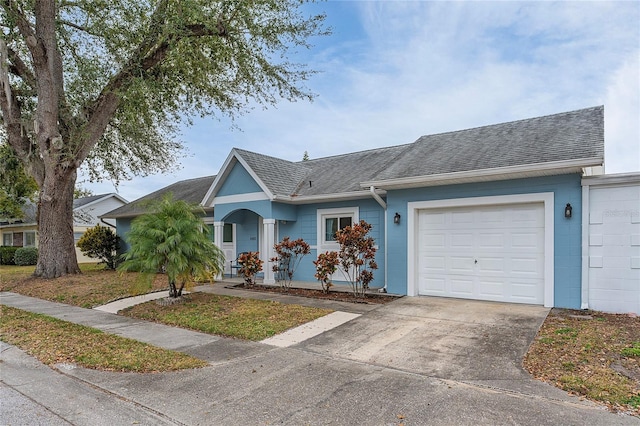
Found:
[74,4,231,166]
[6,45,36,89]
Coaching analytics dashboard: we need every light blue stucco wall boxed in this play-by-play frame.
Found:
[217,162,262,196]
[233,210,260,254]
[275,198,386,288]
[385,174,583,308]
[115,218,132,255]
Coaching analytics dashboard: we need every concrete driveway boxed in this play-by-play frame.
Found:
[300,296,549,382]
[4,292,640,425]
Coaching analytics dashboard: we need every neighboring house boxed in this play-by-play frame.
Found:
[101,175,219,256]
[0,193,128,263]
[107,106,640,313]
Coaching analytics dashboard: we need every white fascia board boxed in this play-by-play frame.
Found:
[201,150,238,206]
[273,189,387,205]
[361,158,603,190]
[581,172,640,187]
[213,192,270,205]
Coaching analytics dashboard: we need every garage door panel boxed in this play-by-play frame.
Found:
[420,277,446,294]
[510,257,542,276]
[511,232,543,249]
[421,255,446,272]
[417,203,544,305]
[422,233,445,248]
[476,257,504,273]
[450,256,474,273]
[451,233,473,248]
[450,279,473,297]
[479,209,505,223]
[451,211,473,224]
[420,212,445,226]
[477,279,505,298]
[478,233,505,249]
[509,279,544,302]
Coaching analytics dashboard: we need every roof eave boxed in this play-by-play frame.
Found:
[273,189,387,205]
[100,205,213,220]
[361,158,604,190]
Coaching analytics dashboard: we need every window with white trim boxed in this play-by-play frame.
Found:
[24,231,36,247]
[317,207,359,247]
[2,232,13,246]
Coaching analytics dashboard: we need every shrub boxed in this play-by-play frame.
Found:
[77,224,121,269]
[14,247,38,266]
[334,220,378,298]
[118,196,225,298]
[0,246,19,265]
[313,251,338,293]
[270,237,310,290]
[238,251,263,285]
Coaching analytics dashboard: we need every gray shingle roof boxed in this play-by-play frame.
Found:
[236,106,603,198]
[102,175,216,218]
[375,105,604,181]
[233,148,311,197]
[292,145,410,196]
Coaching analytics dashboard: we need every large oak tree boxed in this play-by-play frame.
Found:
[0,0,327,278]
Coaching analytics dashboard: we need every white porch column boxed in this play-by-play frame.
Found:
[214,221,224,279]
[263,219,276,284]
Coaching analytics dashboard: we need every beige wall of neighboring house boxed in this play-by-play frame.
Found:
[1,194,127,263]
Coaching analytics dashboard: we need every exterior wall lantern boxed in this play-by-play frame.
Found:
[394,212,401,224]
[564,203,572,219]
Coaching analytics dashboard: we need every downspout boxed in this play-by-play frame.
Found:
[369,186,388,292]
[369,186,387,210]
[100,217,116,228]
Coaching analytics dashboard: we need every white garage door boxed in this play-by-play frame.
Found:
[417,203,545,304]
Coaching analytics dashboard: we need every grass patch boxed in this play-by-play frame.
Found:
[0,263,169,308]
[621,343,640,358]
[121,292,333,341]
[0,306,207,372]
[524,309,640,416]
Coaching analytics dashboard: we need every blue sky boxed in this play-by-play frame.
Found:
[83,1,640,202]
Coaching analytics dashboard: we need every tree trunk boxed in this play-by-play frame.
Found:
[33,169,81,278]
[168,280,178,298]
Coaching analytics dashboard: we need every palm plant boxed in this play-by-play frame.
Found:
[119,195,224,298]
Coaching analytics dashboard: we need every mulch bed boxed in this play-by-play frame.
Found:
[234,283,400,304]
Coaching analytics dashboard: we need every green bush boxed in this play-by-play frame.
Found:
[1,246,19,265]
[77,224,121,269]
[14,247,38,266]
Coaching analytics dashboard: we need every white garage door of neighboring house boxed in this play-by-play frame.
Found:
[585,180,640,315]
[417,203,545,305]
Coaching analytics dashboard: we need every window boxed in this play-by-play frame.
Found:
[24,231,36,247]
[208,223,234,243]
[325,216,352,242]
[2,232,12,247]
[318,207,359,246]
[223,223,233,243]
